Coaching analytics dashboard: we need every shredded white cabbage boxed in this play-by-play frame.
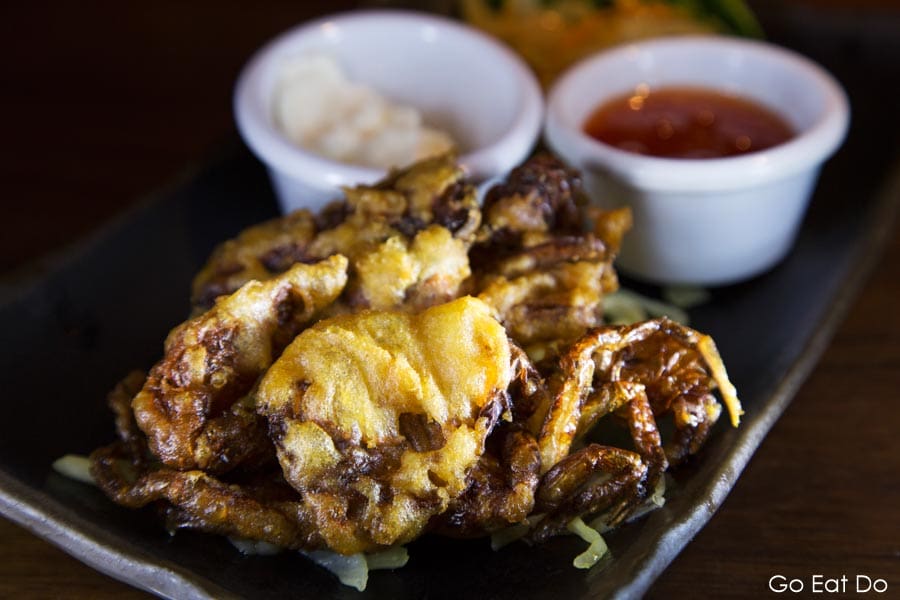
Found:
[365,546,410,571]
[301,546,410,591]
[489,514,546,550]
[52,454,95,485]
[603,289,689,326]
[662,285,711,309]
[229,538,283,556]
[566,516,609,569]
[303,551,369,591]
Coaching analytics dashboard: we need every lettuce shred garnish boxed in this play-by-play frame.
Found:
[603,289,690,325]
[52,454,95,485]
[566,516,609,569]
[302,546,409,591]
[662,284,711,309]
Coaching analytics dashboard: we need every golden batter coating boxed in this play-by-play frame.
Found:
[351,224,471,312]
[191,154,480,315]
[255,296,512,554]
[476,242,612,354]
[470,155,631,363]
[190,210,318,310]
[132,255,348,474]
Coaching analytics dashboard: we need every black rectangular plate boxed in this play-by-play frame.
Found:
[2,6,899,600]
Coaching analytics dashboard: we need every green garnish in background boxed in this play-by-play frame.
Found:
[666,0,764,37]
[486,0,764,38]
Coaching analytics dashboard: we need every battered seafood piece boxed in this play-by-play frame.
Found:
[191,154,480,314]
[104,370,149,467]
[132,255,348,473]
[83,153,743,590]
[433,423,542,537]
[255,296,514,554]
[471,155,631,362]
[190,209,318,309]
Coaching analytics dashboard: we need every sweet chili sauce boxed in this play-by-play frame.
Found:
[583,85,794,159]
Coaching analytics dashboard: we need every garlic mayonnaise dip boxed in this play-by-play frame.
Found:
[273,55,455,170]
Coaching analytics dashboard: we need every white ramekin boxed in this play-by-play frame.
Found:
[544,35,849,286]
[235,10,544,213]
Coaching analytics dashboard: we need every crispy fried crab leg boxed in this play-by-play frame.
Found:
[538,317,742,474]
[95,370,325,549]
[521,317,741,539]
[90,442,325,550]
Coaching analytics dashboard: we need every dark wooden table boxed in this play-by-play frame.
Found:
[2,1,898,598]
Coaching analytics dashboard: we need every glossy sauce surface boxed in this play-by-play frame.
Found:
[584,85,794,159]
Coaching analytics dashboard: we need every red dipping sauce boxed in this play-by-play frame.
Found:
[583,85,794,159]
